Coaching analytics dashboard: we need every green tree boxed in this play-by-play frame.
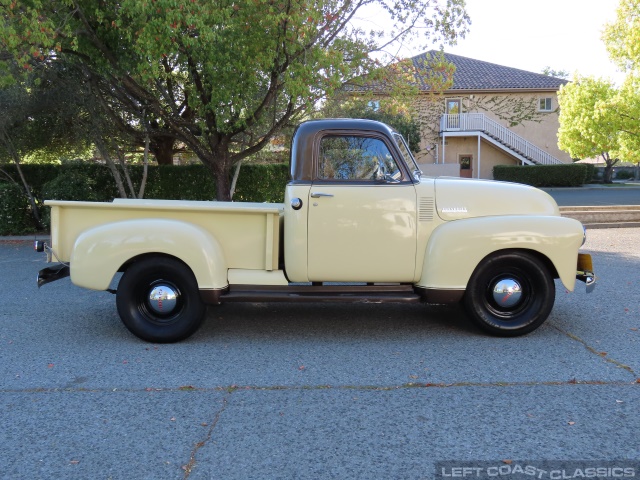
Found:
[603,0,640,73]
[610,74,640,162]
[0,62,94,227]
[319,96,422,152]
[1,0,469,200]
[557,76,621,183]
[541,66,570,79]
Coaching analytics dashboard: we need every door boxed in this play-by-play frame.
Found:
[446,98,461,129]
[307,134,417,283]
[459,154,473,178]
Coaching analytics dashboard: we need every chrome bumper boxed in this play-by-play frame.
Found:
[576,253,596,293]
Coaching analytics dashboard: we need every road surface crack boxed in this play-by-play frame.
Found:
[552,324,637,378]
[182,393,231,479]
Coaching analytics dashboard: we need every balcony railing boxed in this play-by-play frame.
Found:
[440,113,562,165]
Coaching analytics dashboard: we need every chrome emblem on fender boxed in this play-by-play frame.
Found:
[441,207,468,213]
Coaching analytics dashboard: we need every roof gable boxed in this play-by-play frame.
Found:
[412,51,569,91]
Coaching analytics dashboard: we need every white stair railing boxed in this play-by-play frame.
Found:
[440,113,562,165]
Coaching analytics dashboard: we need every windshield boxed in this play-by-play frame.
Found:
[393,133,422,180]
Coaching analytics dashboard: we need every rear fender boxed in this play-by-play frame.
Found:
[417,216,585,291]
[70,218,228,291]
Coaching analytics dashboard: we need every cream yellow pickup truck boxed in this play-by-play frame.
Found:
[36,119,595,342]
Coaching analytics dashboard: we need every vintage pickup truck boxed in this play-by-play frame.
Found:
[37,119,595,342]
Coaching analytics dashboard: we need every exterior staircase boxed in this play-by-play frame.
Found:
[440,113,563,166]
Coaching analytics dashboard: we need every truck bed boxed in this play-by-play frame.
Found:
[47,199,284,271]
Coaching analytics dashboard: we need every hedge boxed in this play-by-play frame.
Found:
[0,163,290,234]
[493,164,590,187]
[0,182,34,235]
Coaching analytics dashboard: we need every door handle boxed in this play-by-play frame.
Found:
[310,192,334,198]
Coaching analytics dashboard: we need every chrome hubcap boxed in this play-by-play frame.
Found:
[148,284,179,314]
[492,278,523,308]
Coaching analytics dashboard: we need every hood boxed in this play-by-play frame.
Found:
[433,178,560,222]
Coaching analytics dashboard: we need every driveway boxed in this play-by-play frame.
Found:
[1,230,639,479]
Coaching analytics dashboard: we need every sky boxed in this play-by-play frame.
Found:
[362,0,626,84]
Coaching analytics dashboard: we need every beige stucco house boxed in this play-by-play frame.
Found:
[407,52,570,179]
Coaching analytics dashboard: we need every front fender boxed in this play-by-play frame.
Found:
[417,216,584,292]
[70,218,228,291]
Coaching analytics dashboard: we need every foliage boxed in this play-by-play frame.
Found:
[0,0,469,201]
[541,67,570,79]
[557,76,621,183]
[0,162,291,230]
[0,182,33,235]
[615,168,635,179]
[610,74,640,162]
[493,164,589,187]
[318,96,422,152]
[603,0,640,73]
[601,0,640,172]
[40,170,102,226]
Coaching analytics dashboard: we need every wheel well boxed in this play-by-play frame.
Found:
[475,249,559,280]
[118,253,192,275]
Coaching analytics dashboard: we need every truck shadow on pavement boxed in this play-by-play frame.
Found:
[196,302,483,342]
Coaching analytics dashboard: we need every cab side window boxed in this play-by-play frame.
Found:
[318,135,401,181]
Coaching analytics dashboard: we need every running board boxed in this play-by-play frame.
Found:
[221,284,423,304]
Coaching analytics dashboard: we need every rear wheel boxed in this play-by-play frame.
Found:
[463,252,555,337]
[116,257,206,343]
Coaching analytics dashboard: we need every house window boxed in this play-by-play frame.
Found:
[539,97,553,112]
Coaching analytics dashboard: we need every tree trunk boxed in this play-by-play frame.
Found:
[0,128,42,228]
[601,152,618,184]
[138,133,150,199]
[215,171,232,201]
[150,136,176,165]
[229,160,243,200]
[94,136,128,198]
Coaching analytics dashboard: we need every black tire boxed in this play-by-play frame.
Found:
[463,251,555,337]
[116,256,206,343]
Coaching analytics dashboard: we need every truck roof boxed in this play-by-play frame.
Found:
[290,118,398,182]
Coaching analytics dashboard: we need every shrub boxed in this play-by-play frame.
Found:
[583,163,596,183]
[0,183,33,235]
[40,171,101,228]
[1,162,292,233]
[493,164,589,187]
[615,169,635,180]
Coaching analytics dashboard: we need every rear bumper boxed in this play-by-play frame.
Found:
[576,253,596,293]
[37,264,70,288]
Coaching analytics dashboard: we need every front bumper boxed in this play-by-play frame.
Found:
[576,253,596,293]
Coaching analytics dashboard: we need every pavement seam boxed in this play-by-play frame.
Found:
[551,324,638,379]
[2,379,638,395]
[182,393,231,479]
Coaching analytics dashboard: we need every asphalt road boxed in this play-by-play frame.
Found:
[1,230,639,480]
[544,186,640,206]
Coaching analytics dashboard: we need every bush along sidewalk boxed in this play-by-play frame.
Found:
[0,163,290,235]
[493,164,591,187]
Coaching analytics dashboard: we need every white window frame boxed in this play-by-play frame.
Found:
[538,97,553,112]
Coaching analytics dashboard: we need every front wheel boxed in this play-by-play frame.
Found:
[463,252,555,337]
[116,257,206,343]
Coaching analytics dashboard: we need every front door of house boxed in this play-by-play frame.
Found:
[459,155,473,178]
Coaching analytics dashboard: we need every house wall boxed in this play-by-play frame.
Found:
[413,90,573,178]
[427,136,520,179]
